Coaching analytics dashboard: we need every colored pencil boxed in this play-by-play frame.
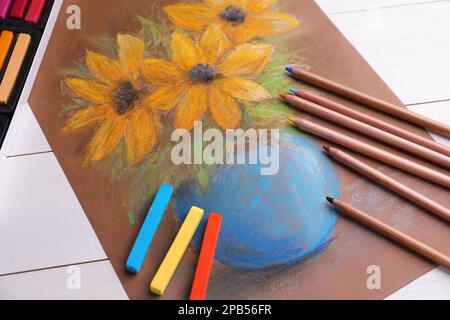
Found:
[282,94,450,169]
[190,213,222,300]
[327,197,450,269]
[285,67,450,138]
[126,183,173,274]
[0,33,31,104]
[289,88,450,157]
[151,206,204,296]
[324,146,450,222]
[288,116,450,188]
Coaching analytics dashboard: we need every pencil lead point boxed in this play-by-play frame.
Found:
[288,117,297,126]
[326,197,334,204]
[285,66,293,73]
[323,145,331,153]
[289,88,299,94]
[279,93,288,100]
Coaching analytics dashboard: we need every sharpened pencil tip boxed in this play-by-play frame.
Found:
[326,197,334,204]
[289,88,299,94]
[279,93,288,100]
[285,66,293,73]
[288,117,297,126]
[323,145,330,153]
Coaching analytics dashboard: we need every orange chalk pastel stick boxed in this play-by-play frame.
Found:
[0,31,13,70]
[190,213,222,300]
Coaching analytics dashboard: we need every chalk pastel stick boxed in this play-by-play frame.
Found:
[0,31,13,70]
[126,183,173,274]
[151,206,204,296]
[9,0,29,19]
[0,0,12,19]
[25,0,47,23]
[190,213,222,300]
[0,33,31,104]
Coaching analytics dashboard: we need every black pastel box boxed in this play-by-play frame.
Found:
[0,0,55,30]
[0,26,41,115]
[0,114,8,148]
[0,0,54,117]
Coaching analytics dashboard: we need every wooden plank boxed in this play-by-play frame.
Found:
[387,268,450,300]
[316,0,440,14]
[0,152,106,275]
[324,1,450,105]
[0,260,128,300]
[5,103,51,157]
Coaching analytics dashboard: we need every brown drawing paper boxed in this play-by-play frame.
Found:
[29,0,450,299]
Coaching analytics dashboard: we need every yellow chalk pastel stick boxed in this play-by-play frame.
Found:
[150,206,204,296]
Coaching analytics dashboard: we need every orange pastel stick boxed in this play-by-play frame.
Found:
[0,33,31,104]
[0,31,13,70]
[190,213,222,300]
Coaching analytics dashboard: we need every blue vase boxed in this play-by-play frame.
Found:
[174,132,340,269]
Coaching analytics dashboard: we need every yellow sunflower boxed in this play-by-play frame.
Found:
[163,0,299,44]
[142,24,272,130]
[63,34,169,166]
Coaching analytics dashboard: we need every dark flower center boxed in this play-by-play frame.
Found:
[220,5,246,24]
[113,81,140,115]
[189,63,216,83]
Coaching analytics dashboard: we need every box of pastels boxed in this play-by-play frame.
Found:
[0,26,41,115]
[0,0,54,30]
[0,0,54,149]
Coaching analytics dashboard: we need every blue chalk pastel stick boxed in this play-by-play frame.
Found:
[126,183,173,274]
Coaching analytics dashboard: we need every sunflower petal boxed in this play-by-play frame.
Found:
[171,32,204,71]
[209,85,241,129]
[125,109,158,165]
[246,0,277,14]
[65,78,110,104]
[234,12,299,43]
[163,3,215,32]
[202,0,227,10]
[62,105,114,134]
[215,77,271,101]
[174,85,208,130]
[142,59,184,85]
[84,117,127,164]
[218,43,273,77]
[200,23,232,65]
[117,34,145,81]
[86,51,123,85]
[143,84,188,111]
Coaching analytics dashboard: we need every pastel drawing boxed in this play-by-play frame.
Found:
[61,0,340,271]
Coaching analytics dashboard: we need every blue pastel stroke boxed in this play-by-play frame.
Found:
[174,132,340,269]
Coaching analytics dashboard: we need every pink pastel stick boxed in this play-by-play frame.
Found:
[25,0,47,23]
[0,0,12,19]
[10,0,30,19]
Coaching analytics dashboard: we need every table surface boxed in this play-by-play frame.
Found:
[0,0,449,300]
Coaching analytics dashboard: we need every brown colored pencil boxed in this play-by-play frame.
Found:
[324,146,450,222]
[283,94,450,169]
[286,68,450,138]
[327,197,450,269]
[291,89,450,157]
[288,116,450,188]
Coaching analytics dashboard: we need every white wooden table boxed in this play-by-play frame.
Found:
[0,0,449,300]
